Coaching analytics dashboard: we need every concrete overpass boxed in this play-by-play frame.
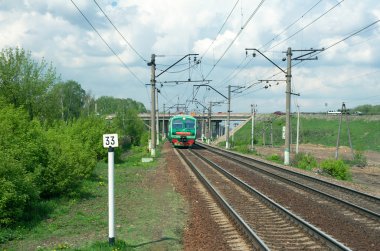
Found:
[138,112,252,139]
[138,112,251,122]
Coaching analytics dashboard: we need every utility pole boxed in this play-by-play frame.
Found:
[149,53,198,150]
[202,108,205,141]
[208,101,212,144]
[226,85,231,149]
[148,54,156,157]
[284,47,292,165]
[156,88,159,146]
[296,105,300,154]
[270,120,273,147]
[193,84,229,144]
[162,103,165,140]
[245,47,322,165]
[335,102,354,159]
[251,104,255,150]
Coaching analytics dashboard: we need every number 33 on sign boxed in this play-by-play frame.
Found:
[103,134,119,148]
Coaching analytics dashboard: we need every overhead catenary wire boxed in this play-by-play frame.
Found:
[259,0,324,51]
[267,0,345,51]
[203,0,266,80]
[292,18,380,69]
[70,0,146,88]
[205,0,326,102]
[93,0,148,63]
[250,19,380,94]
[209,0,323,93]
[200,0,240,61]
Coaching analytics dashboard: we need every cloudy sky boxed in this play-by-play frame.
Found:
[1,0,379,113]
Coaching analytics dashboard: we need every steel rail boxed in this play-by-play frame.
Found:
[189,148,351,250]
[176,149,269,250]
[197,142,380,220]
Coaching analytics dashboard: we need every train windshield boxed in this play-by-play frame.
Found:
[172,119,183,129]
[185,119,195,129]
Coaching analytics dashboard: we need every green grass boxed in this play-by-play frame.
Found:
[231,115,380,152]
[1,145,186,251]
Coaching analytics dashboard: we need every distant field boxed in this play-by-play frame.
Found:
[232,114,380,152]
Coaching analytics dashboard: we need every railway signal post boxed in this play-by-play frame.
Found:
[103,134,119,246]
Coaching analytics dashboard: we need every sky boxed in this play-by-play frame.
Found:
[1,0,380,114]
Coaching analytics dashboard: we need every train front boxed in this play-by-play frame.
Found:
[169,115,196,147]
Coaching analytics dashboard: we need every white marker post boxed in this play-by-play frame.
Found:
[103,134,119,246]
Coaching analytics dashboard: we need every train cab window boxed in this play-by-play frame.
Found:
[185,119,195,129]
[172,119,183,129]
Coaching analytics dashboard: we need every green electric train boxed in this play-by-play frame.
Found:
[168,114,197,147]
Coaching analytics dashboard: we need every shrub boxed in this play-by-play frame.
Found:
[38,123,97,197]
[69,116,107,161]
[292,153,317,170]
[0,103,43,225]
[349,151,367,167]
[266,154,282,164]
[320,159,351,180]
[0,152,38,225]
[233,145,251,154]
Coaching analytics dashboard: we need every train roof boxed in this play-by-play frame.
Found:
[170,114,196,120]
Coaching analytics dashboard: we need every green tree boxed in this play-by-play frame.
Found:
[49,80,86,122]
[96,96,147,115]
[115,109,145,148]
[0,47,58,121]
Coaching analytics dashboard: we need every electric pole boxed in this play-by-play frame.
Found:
[335,102,354,159]
[226,85,231,149]
[202,108,205,141]
[208,101,212,144]
[162,103,165,140]
[296,105,300,154]
[148,54,156,157]
[251,104,254,150]
[156,88,159,146]
[284,47,292,165]
[245,47,322,165]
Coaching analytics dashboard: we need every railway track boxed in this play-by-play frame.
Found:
[176,148,350,250]
[188,143,380,250]
[197,142,380,219]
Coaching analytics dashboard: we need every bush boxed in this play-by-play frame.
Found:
[232,145,251,154]
[348,151,367,167]
[69,116,107,161]
[0,103,43,225]
[320,159,351,180]
[38,123,97,197]
[292,153,317,171]
[266,154,282,164]
[0,152,38,225]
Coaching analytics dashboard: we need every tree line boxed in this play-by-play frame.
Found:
[0,47,147,226]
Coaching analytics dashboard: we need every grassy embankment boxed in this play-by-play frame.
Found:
[1,145,186,251]
[229,115,380,152]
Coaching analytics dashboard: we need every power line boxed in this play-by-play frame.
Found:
[203,0,266,80]
[93,0,148,63]
[200,0,240,60]
[322,19,380,52]
[259,0,323,51]
[254,19,380,90]
[293,18,380,68]
[215,55,251,87]
[267,0,345,51]
[207,1,322,99]
[206,0,326,98]
[70,0,146,87]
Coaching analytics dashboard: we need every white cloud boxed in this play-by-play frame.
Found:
[1,0,379,112]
